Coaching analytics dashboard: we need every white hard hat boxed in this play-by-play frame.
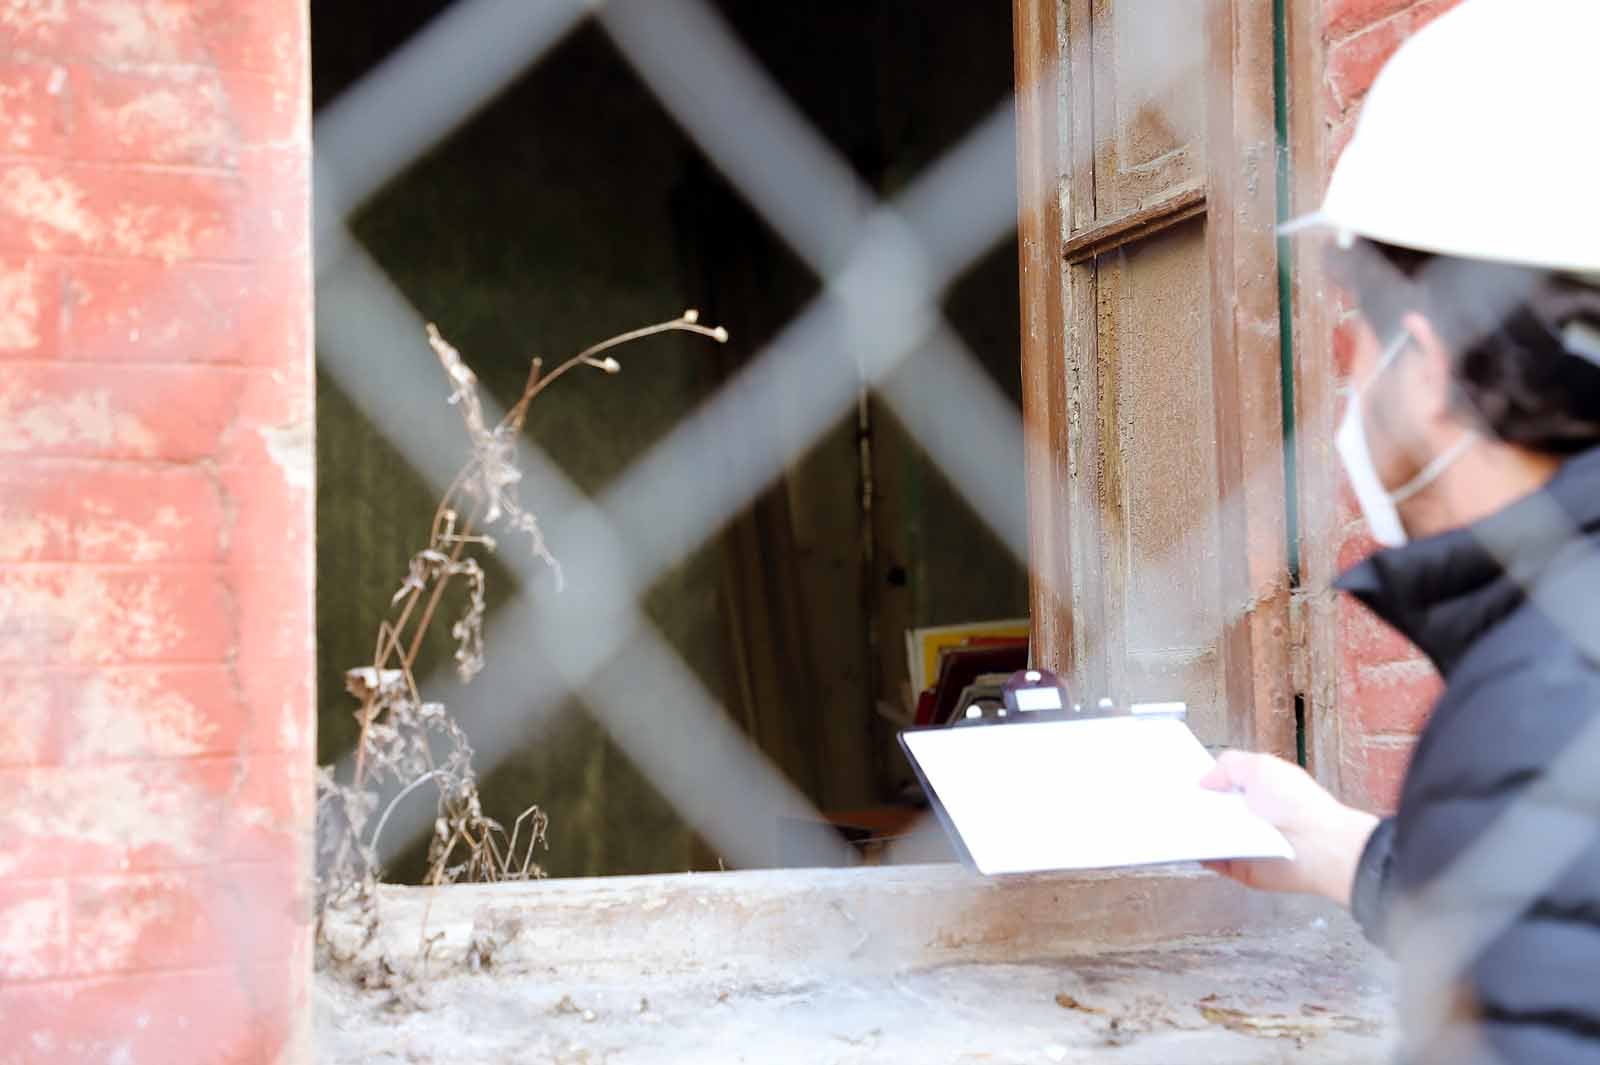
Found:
[1284,0,1600,277]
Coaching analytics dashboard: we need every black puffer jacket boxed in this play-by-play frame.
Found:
[1342,445,1600,1065]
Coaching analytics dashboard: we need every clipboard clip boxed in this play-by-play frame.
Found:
[950,668,1187,727]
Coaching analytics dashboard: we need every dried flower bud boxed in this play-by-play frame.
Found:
[583,356,622,374]
[712,327,729,343]
[683,308,700,323]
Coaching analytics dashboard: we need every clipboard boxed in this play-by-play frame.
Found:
[898,682,1293,877]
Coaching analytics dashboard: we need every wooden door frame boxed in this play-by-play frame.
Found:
[1013,0,1074,683]
[1012,0,1296,757]
[1282,0,1348,796]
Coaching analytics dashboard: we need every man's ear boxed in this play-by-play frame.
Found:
[1400,311,1457,425]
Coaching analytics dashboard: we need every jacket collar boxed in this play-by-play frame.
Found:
[1336,446,1600,676]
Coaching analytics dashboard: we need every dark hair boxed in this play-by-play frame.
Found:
[1326,239,1600,455]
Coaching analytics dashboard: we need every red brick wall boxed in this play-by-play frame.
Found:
[0,3,313,1061]
[1319,0,1461,811]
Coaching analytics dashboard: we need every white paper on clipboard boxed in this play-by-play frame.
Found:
[901,717,1294,876]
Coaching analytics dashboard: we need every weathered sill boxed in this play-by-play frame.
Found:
[324,862,1352,982]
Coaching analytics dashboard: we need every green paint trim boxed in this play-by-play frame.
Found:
[1273,0,1307,766]
[1273,0,1300,586]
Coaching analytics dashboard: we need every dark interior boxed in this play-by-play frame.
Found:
[313,0,1027,878]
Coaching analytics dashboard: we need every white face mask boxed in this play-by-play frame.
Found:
[1335,331,1478,548]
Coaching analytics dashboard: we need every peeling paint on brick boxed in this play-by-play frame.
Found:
[2,0,313,1049]
[0,509,61,563]
[0,0,67,35]
[0,383,157,456]
[75,501,184,563]
[1357,658,1436,685]
[77,0,189,66]
[0,259,43,350]
[109,203,214,265]
[71,671,218,762]
[84,68,236,169]
[0,673,53,765]
[0,884,66,980]
[0,762,216,876]
[0,166,100,250]
[0,569,229,665]
[110,88,225,158]
[0,74,43,152]
[278,694,313,759]
[0,468,220,564]
[71,878,180,973]
[260,418,312,493]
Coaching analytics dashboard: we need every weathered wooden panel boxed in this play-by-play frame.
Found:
[1092,218,1227,739]
[1019,0,1290,755]
[1085,0,1207,225]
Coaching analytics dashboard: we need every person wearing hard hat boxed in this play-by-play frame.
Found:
[1200,1,1600,1062]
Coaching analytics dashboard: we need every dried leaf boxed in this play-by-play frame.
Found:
[345,667,406,701]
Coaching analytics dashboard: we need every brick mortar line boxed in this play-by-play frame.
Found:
[1364,732,1423,748]
[1,858,304,890]
[0,251,294,269]
[0,740,303,762]
[0,663,237,673]
[4,251,300,268]
[3,61,300,90]
[0,562,279,571]
[0,364,278,376]
[0,359,289,372]
[1,949,304,990]
[1357,657,1436,677]
[1,741,302,767]
[0,151,308,175]
[0,665,245,674]
[0,55,299,80]
[1325,4,1419,47]
[0,457,304,470]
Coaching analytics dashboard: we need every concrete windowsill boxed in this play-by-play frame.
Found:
[317,865,1396,1064]
[323,862,1356,981]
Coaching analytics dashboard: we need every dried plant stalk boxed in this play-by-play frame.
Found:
[315,312,728,999]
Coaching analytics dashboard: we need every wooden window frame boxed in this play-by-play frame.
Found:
[1014,0,1296,757]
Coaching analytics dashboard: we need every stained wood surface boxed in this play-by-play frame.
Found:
[1013,0,1075,675]
[1014,0,1293,755]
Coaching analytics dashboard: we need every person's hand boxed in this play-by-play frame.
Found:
[1199,751,1379,906]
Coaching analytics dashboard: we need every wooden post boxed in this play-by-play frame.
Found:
[1013,0,1075,676]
